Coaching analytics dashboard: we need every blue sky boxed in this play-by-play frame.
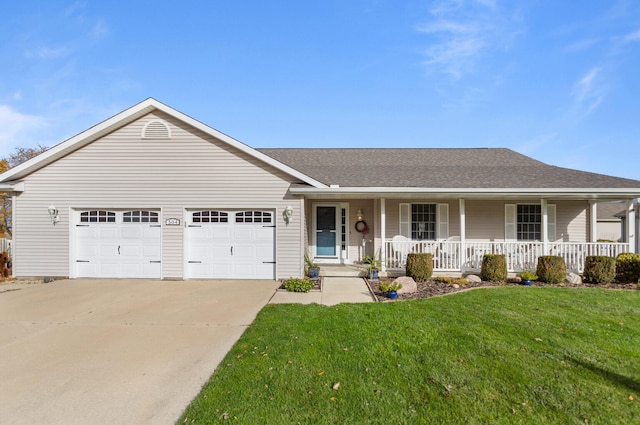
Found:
[1,1,639,179]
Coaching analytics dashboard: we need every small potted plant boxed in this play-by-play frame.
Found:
[363,251,382,280]
[519,270,538,286]
[380,280,402,299]
[304,253,320,279]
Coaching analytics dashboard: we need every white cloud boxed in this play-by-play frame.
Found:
[24,46,71,60]
[572,67,606,116]
[417,0,522,78]
[0,105,47,155]
[91,20,109,38]
[622,28,640,43]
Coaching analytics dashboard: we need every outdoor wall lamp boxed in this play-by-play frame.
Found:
[48,204,60,225]
[284,205,294,223]
[357,209,363,220]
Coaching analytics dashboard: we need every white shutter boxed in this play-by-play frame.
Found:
[505,204,516,240]
[547,204,556,241]
[399,203,411,238]
[437,203,449,239]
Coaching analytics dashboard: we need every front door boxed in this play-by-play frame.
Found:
[316,206,337,257]
[314,204,349,262]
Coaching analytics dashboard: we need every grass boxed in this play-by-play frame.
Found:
[180,287,640,424]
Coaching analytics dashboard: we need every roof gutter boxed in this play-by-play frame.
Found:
[289,185,640,199]
[0,182,25,193]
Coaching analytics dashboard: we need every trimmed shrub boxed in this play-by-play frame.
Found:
[536,256,566,284]
[616,252,640,283]
[406,253,433,282]
[583,256,616,284]
[283,277,314,293]
[480,254,507,282]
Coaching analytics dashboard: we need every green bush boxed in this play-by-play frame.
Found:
[583,256,616,284]
[480,254,507,282]
[536,256,566,284]
[406,253,433,282]
[283,277,314,293]
[616,252,640,283]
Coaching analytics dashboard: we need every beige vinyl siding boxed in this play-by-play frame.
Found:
[465,200,588,242]
[555,200,588,242]
[13,111,304,279]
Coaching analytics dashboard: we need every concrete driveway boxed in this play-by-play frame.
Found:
[0,279,279,425]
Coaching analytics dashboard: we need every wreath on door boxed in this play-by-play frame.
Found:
[355,220,369,234]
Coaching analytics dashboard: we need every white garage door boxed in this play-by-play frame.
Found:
[186,210,275,279]
[74,210,162,278]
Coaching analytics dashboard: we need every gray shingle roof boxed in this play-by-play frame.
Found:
[597,202,625,220]
[257,148,640,189]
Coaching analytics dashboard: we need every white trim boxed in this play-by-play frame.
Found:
[290,186,640,199]
[590,201,597,242]
[0,98,328,189]
[380,198,386,272]
[312,203,342,263]
[437,203,449,239]
[542,199,548,253]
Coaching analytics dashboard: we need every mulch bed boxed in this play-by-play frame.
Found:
[368,278,638,302]
[278,277,322,291]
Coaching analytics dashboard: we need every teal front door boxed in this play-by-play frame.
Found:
[316,206,337,257]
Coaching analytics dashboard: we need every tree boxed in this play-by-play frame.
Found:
[0,145,49,236]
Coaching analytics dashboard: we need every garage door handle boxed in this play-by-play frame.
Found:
[230,246,233,256]
[263,261,276,264]
[118,245,121,255]
[188,261,202,263]
[149,261,161,263]
[76,260,90,263]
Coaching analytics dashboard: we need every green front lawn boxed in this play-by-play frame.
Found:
[180,287,640,424]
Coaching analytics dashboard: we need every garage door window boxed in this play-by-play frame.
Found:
[192,211,228,223]
[123,210,159,223]
[80,210,116,223]
[235,211,272,223]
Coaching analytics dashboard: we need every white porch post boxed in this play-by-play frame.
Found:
[589,201,597,242]
[380,198,386,271]
[627,200,636,253]
[459,199,466,270]
[541,199,548,254]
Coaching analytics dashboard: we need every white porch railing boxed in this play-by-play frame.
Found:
[384,240,630,273]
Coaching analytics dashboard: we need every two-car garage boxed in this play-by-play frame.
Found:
[72,209,276,279]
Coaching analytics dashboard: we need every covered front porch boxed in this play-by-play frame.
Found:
[298,193,638,276]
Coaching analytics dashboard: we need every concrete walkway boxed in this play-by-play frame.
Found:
[269,277,376,305]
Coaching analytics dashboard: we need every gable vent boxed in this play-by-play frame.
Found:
[142,120,171,139]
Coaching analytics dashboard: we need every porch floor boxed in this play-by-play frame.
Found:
[319,264,368,277]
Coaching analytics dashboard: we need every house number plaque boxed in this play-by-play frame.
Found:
[165,218,181,226]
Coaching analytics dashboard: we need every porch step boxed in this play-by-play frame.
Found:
[319,264,368,277]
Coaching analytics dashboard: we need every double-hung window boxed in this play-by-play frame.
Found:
[505,203,556,241]
[399,203,449,240]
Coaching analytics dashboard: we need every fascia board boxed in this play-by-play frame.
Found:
[0,182,24,192]
[289,186,640,198]
[0,98,328,189]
